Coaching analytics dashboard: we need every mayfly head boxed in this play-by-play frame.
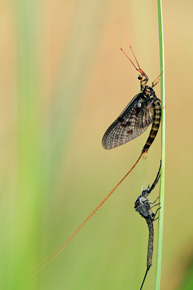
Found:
[138,69,149,88]
[141,185,150,197]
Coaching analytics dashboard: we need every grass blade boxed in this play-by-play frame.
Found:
[154,0,165,289]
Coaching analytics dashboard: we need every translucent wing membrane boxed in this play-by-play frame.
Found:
[102,93,154,149]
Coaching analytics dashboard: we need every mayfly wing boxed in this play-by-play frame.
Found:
[102,93,154,150]
[147,160,162,195]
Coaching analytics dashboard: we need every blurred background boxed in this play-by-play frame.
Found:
[1,0,193,289]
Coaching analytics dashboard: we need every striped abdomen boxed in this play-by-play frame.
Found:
[146,218,154,268]
[142,97,161,153]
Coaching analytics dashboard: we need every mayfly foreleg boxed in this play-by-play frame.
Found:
[149,196,159,205]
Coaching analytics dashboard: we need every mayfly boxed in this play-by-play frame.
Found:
[134,161,161,290]
[32,25,161,277]
[102,23,161,170]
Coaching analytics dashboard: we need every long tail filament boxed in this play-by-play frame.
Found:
[31,152,143,277]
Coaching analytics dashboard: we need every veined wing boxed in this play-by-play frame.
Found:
[102,93,154,150]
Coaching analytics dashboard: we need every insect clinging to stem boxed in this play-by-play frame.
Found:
[100,21,162,197]
[134,161,161,290]
[31,23,162,277]
[102,22,161,157]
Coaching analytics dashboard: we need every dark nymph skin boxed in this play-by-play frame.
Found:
[134,161,161,290]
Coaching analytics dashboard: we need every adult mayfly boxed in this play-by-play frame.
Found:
[102,69,161,153]
[102,23,161,156]
[32,26,161,277]
[100,22,162,194]
[134,161,161,290]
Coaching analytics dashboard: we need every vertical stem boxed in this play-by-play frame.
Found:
[155,0,165,289]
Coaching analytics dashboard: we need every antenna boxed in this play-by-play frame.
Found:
[101,23,147,78]
[117,20,141,70]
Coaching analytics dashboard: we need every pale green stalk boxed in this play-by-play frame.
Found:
[154,0,165,289]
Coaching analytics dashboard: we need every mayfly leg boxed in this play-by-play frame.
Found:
[152,207,161,221]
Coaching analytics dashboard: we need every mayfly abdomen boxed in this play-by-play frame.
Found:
[146,218,154,268]
[142,97,161,153]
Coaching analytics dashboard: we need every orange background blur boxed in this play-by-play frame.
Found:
[1,1,193,290]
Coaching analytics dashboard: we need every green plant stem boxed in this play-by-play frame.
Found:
[155,0,165,289]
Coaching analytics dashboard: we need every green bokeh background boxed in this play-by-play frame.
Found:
[1,1,193,289]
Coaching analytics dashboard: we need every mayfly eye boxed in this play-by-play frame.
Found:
[138,75,142,80]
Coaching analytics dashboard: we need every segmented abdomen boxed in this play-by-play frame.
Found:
[142,98,161,153]
[146,218,154,268]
